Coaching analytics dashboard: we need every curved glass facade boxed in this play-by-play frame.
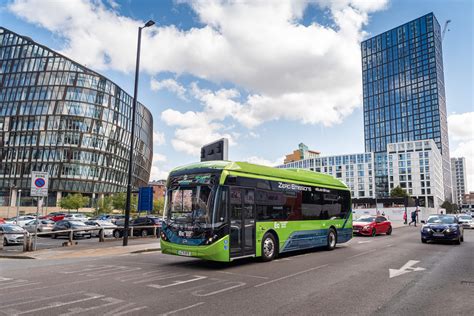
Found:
[0,27,153,207]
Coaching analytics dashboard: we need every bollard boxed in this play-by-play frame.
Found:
[130,227,134,238]
[23,233,31,252]
[99,228,105,242]
[0,232,3,250]
[69,229,74,243]
[153,227,157,237]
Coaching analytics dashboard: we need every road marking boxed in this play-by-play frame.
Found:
[59,297,123,315]
[148,275,207,289]
[347,249,377,259]
[386,244,394,247]
[161,302,205,315]
[254,264,328,288]
[217,271,269,279]
[192,281,245,296]
[389,260,426,278]
[2,292,85,308]
[357,240,372,244]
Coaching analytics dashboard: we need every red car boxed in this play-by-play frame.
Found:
[46,212,67,222]
[0,218,5,224]
[353,216,392,236]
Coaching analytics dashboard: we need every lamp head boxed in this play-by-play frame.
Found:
[144,20,155,28]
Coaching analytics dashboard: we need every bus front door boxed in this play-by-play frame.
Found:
[229,187,255,258]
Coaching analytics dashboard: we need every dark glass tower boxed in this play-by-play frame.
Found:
[361,13,452,200]
[0,27,153,207]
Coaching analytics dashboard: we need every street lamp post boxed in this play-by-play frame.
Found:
[16,189,22,225]
[7,183,15,219]
[123,20,155,247]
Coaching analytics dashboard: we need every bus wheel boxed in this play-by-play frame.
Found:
[261,233,277,262]
[326,228,337,251]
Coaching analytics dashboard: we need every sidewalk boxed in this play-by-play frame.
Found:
[0,238,161,260]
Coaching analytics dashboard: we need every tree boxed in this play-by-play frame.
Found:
[59,193,89,212]
[153,198,165,215]
[441,200,457,214]
[390,186,408,198]
[95,195,113,214]
[112,192,137,213]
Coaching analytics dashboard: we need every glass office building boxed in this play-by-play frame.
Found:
[0,27,153,207]
[361,13,452,200]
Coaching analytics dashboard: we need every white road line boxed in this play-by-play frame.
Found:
[133,273,187,284]
[59,297,123,316]
[11,293,104,315]
[161,302,205,316]
[217,271,269,279]
[347,249,377,259]
[0,282,41,290]
[148,275,207,289]
[254,264,328,288]
[192,281,246,296]
[114,306,148,315]
[3,278,102,296]
[2,292,85,308]
[386,244,394,247]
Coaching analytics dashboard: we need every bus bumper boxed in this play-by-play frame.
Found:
[160,236,230,262]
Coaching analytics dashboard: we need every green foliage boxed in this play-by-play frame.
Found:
[441,200,458,214]
[59,193,89,212]
[390,186,408,198]
[112,192,137,212]
[95,195,113,215]
[153,198,165,215]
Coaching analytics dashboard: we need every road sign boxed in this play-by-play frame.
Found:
[138,187,154,212]
[389,260,426,278]
[200,138,228,162]
[31,171,48,197]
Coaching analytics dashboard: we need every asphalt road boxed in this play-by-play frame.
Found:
[1,227,473,315]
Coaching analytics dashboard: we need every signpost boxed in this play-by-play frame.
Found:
[200,138,228,162]
[31,171,48,251]
[138,187,154,213]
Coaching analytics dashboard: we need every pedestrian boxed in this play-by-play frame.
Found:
[409,210,417,227]
[403,211,407,224]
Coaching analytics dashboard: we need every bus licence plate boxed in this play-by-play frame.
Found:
[177,250,192,256]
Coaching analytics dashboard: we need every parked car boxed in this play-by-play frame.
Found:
[456,214,474,229]
[110,215,125,224]
[85,220,117,237]
[421,215,464,244]
[353,216,392,236]
[5,216,36,227]
[113,216,161,238]
[24,219,55,233]
[1,224,28,246]
[0,218,5,224]
[51,220,95,239]
[63,213,89,222]
[89,214,113,222]
[47,212,67,222]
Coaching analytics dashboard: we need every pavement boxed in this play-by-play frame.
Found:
[1,226,472,315]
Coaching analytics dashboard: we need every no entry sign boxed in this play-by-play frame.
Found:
[31,171,48,197]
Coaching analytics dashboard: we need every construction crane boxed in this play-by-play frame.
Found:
[442,20,451,41]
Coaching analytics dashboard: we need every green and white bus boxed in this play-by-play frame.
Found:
[160,161,352,262]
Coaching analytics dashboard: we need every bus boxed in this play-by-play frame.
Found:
[160,161,353,262]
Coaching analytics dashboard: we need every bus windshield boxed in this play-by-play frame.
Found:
[166,185,214,225]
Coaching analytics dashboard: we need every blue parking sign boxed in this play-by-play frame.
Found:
[138,187,154,212]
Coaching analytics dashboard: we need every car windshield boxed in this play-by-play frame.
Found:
[459,216,471,220]
[69,221,86,226]
[166,185,215,225]
[427,216,456,224]
[356,217,375,222]
[2,225,24,232]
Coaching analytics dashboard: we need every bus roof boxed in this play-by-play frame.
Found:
[168,161,349,190]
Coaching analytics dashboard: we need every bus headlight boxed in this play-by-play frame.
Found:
[160,231,169,241]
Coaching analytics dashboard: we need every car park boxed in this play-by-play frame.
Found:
[5,216,36,227]
[113,216,161,238]
[63,213,90,222]
[51,220,95,239]
[421,215,464,244]
[24,219,55,233]
[85,220,117,237]
[456,214,473,229]
[352,215,392,236]
[1,224,28,246]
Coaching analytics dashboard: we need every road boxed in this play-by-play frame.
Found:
[1,227,473,315]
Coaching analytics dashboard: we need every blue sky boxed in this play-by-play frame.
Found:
[1,0,472,189]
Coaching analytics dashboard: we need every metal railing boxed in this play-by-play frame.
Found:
[0,225,161,252]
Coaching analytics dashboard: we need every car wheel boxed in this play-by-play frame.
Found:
[52,233,57,239]
[421,238,427,243]
[386,226,392,235]
[141,230,148,237]
[326,228,337,251]
[454,236,461,245]
[460,234,464,242]
[261,233,277,261]
[113,230,121,239]
[371,228,376,237]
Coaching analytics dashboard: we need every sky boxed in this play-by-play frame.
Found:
[1,0,473,191]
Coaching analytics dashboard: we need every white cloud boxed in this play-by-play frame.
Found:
[150,78,188,101]
[153,131,166,146]
[449,112,474,192]
[245,156,285,167]
[8,0,389,152]
[149,153,168,180]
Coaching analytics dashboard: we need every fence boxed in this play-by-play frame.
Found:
[0,225,161,252]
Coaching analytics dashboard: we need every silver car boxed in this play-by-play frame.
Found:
[1,224,28,246]
[85,220,117,237]
[24,219,55,233]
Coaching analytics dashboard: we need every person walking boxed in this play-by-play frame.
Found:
[409,210,417,227]
[403,211,407,225]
